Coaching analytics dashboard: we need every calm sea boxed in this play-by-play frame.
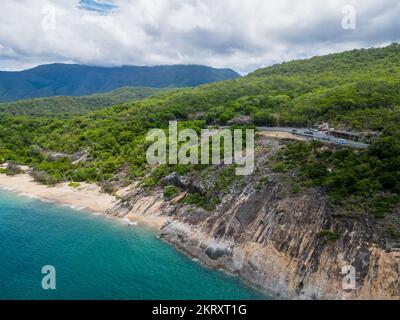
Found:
[0,190,267,300]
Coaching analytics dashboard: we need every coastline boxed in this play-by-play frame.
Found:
[0,172,267,298]
[5,171,394,299]
[0,173,167,230]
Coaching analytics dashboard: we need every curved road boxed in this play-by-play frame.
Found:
[257,127,369,149]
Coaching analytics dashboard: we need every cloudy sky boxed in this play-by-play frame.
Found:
[0,0,399,74]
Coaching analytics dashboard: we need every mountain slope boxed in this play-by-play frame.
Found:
[0,64,240,102]
[0,87,167,116]
[1,45,400,176]
[1,44,399,214]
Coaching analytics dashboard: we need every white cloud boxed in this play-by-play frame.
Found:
[0,0,399,74]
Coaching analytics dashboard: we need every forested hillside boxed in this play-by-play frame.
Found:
[0,64,240,102]
[0,87,166,116]
[1,44,399,219]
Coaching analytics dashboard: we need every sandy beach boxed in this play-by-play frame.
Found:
[0,173,167,230]
[0,173,116,212]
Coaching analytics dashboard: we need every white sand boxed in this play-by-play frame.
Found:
[0,173,168,230]
[0,173,116,212]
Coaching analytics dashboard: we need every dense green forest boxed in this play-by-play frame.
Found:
[0,87,166,116]
[1,44,399,219]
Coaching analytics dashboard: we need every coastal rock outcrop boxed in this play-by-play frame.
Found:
[160,186,400,299]
[110,137,400,300]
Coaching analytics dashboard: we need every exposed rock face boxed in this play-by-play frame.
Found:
[109,138,400,300]
[160,184,400,299]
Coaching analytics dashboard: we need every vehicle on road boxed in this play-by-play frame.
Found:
[304,131,314,135]
[337,139,347,145]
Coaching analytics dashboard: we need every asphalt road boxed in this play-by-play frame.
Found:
[257,127,369,149]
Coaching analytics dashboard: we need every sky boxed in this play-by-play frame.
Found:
[0,0,399,74]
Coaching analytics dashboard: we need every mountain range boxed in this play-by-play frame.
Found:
[0,64,240,102]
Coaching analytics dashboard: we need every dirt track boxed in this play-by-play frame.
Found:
[259,131,307,142]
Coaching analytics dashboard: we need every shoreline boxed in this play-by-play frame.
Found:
[0,173,167,230]
[0,173,270,299]
[0,173,271,299]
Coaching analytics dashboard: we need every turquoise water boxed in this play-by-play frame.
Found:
[0,190,266,300]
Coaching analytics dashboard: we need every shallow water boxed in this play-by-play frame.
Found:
[0,190,267,300]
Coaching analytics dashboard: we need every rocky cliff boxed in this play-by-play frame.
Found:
[108,137,400,300]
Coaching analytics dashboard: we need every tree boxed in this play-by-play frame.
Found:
[253,111,276,126]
